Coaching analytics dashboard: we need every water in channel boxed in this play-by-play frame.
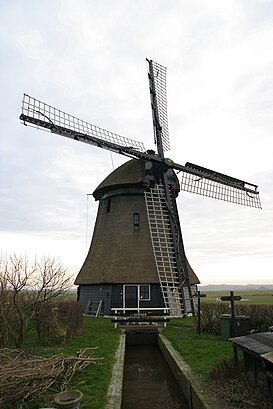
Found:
[122,344,189,409]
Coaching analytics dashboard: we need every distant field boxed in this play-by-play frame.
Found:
[63,289,273,304]
[203,289,273,305]
[60,290,77,300]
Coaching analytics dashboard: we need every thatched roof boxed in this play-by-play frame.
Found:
[187,260,200,285]
[94,159,145,200]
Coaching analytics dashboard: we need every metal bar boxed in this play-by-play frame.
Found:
[185,162,258,191]
[171,160,259,194]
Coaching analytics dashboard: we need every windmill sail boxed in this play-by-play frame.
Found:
[20,94,145,152]
[180,162,261,208]
[147,60,170,154]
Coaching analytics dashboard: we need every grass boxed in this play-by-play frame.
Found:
[163,317,273,409]
[163,317,233,380]
[204,289,273,304]
[26,317,119,409]
[26,316,233,406]
[14,302,273,408]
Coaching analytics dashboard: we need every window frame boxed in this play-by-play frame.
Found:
[139,284,150,301]
[123,284,151,309]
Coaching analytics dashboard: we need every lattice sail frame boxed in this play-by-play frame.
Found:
[180,171,261,208]
[21,94,145,152]
[149,61,170,152]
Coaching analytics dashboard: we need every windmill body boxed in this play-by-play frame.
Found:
[19,59,261,317]
[75,159,199,315]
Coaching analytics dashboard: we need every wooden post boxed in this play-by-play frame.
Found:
[194,291,206,335]
[230,291,238,365]
[197,291,201,335]
[230,291,235,337]
[220,292,241,365]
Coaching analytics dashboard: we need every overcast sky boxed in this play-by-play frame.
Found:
[1,0,273,285]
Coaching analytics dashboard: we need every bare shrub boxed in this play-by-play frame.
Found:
[0,254,74,348]
[56,300,83,341]
[33,300,83,344]
[194,302,273,335]
[211,358,273,409]
[194,303,227,335]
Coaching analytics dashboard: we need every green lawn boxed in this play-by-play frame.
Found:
[23,311,272,408]
[27,316,232,407]
[203,289,273,305]
[163,317,233,380]
[163,317,273,409]
[27,317,119,409]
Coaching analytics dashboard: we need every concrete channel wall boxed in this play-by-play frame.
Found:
[105,334,126,409]
[158,334,220,409]
[105,331,221,409]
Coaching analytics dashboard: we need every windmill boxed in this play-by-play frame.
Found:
[19,59,261,317]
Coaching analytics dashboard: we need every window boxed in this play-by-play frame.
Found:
[140,285,150,301]
[123,284,151,309]
[133,212,140,227]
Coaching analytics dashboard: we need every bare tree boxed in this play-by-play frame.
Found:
[32,256,72,302]
[0,254,73,348]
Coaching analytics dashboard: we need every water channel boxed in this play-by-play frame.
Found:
[121,333,189,409]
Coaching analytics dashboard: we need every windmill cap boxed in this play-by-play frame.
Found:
[93,159,180,200]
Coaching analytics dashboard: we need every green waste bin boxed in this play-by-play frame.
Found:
[220,314,250,339]
[220,314,232,340]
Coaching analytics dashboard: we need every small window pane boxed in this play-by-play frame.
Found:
[140,285,150,300]
[133,213,140,227]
